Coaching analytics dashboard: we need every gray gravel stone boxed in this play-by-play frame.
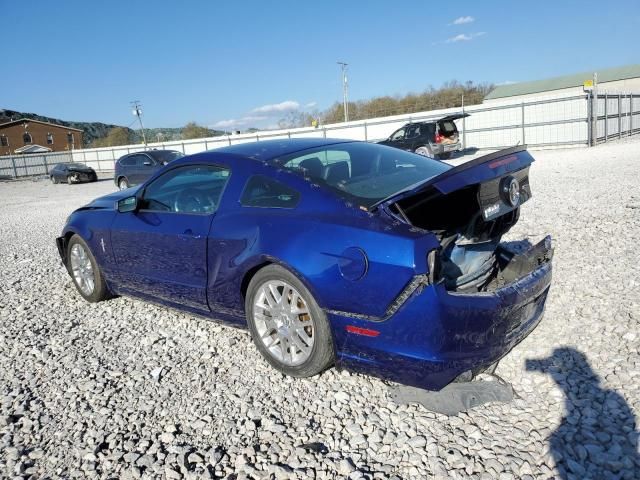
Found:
[1,141,639,478]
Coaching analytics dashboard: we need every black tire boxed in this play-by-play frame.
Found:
[438,152,452,160]
[51,175,59,184]
[118,177,129,190]
[66,234,111,303]
[67,174,76,184]
[245,265,334,377]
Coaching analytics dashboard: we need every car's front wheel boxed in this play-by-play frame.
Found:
[67,235,110,303]
[438,152,452,160]
[245,265,334,377]
[118,177,129,190]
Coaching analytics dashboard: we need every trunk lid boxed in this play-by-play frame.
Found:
[372,146,534,219]
[437,112,470,123]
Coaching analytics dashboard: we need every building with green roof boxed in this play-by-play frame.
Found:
[484,64,640,104]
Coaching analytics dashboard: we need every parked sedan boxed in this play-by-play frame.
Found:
[56,139,553,391]
[378,113,468,159]
[114,149,183,190]
[50,162,97,184]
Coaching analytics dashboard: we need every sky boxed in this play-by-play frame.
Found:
[1,0,638,130]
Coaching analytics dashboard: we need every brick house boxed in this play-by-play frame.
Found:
[0,119,83,155]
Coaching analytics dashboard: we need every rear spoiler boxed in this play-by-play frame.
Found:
[370,145,532,210]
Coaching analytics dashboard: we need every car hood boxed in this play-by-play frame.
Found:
[371,146,534,210]
[84,186,140,210]
[67,165,95,173]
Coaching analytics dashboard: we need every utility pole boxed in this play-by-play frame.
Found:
[131,100,148,147]
[337,62,349,122]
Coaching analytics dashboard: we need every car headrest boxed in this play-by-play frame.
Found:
[299,157,323,178]
[323,161,350,184]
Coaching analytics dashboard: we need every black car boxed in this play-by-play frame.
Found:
[378,113,469,159]
[114,150,184,190]
[50,163,97,184]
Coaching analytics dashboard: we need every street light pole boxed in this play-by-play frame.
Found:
[131,100,148,147]
[337,62,349,122]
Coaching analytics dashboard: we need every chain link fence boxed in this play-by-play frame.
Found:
[1,92,637,179]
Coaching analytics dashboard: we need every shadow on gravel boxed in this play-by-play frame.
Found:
[527,347,640,479]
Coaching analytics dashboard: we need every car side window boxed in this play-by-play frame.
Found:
[390,128,405,141]
[120,155,135,167]
[241,175,300,208]
[139,154,155,166]
[140,165,231,214]
[406,125,420,139]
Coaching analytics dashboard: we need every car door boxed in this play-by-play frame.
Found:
[386,127,408,150]
[405,125,421,151]
[109,163,231,311]
[128,154,150,185]
[137,153,161,184]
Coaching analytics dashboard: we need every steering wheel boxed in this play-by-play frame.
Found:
[174,188,214,213]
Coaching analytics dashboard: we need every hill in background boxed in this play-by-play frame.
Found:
[0,109,130,147]
[0,110,226,148]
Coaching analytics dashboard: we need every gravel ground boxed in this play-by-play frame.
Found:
[0,139,639,479]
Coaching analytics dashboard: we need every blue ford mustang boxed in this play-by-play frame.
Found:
[56,139,553,391]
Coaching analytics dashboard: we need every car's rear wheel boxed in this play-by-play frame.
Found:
[67,235,110,303]
[415,146,432,157]
[245,265,334,377]
[118,177,129,190]
[51,175,58,184]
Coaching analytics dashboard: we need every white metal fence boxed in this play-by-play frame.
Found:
[1,92,638,179]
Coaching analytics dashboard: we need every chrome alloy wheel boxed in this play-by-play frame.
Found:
[69,243,95,296]
[253,280,315,366]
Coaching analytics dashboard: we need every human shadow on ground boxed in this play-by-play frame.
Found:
[526,347,639,479]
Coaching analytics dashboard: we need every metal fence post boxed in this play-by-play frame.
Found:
[618,94,622,139]
[586,93,592,146]
[521,102,525,145]
[604,93,608,142]
[631,94,635,134]
[11,156,17,178]
[629,94,633,136]
[462,113,466,150]
[43,155,48,174]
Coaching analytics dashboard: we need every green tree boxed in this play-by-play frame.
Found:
[92,127,133,147]
[320,81,493,124]
[182,122,211,140]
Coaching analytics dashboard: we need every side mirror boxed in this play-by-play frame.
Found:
[117,195,138,213]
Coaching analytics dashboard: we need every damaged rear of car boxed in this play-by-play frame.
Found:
[319,145,553,391]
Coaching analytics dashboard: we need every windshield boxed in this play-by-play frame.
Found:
[278,142,450,207]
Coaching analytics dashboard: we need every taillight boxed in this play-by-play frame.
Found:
[435,133,443,144]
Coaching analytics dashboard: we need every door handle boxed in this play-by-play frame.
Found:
[180,229,202,239]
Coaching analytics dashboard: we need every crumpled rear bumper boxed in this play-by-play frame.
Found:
[329,236,553,391]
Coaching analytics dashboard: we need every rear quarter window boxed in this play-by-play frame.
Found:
[440,121,457,133]
[240,175,300,208]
